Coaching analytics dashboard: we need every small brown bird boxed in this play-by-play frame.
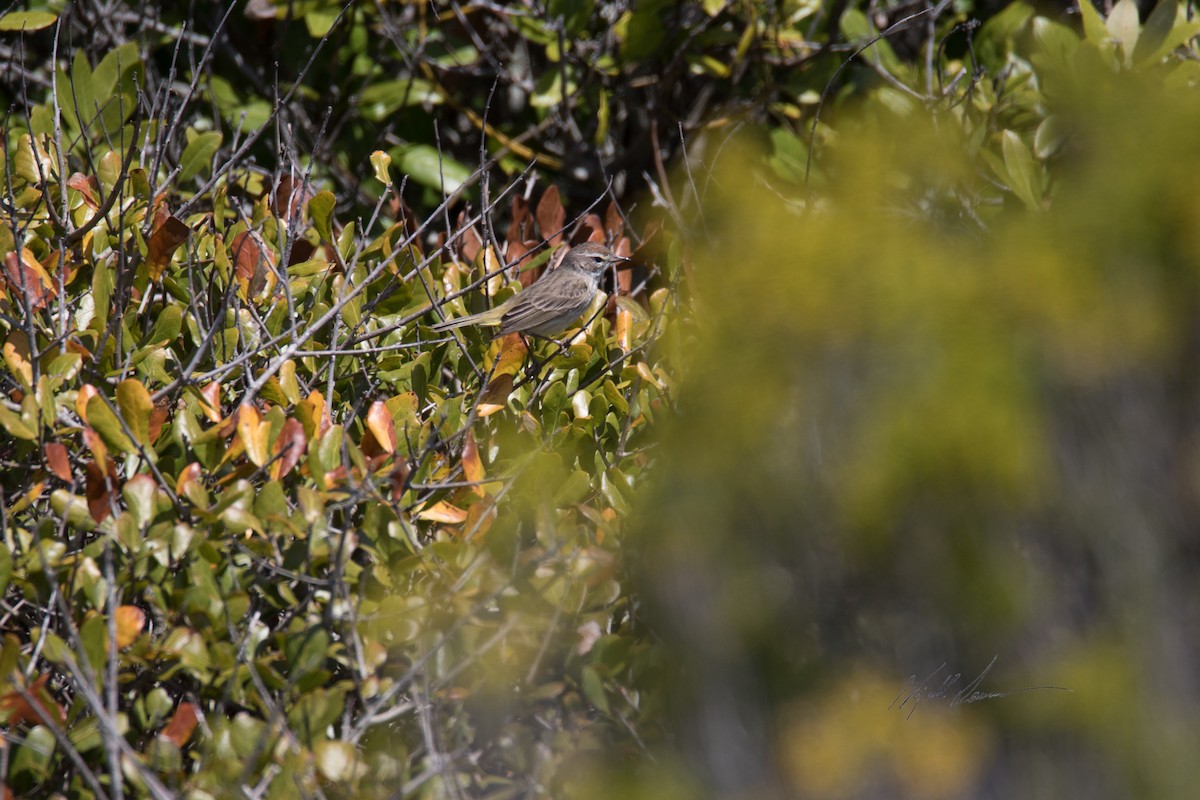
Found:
[432,242,628,337]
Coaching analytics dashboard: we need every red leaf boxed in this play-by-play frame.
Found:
[44,442,71,481]
[273,175,313,223]
[145,215,191,280]
[0,674,65,726]
[272,417,308,479]
[230,231,274,295]
[160,702,199,748]
[85,459,118,523]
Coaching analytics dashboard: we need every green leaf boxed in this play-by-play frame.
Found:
[178,131,223,183]
[580,666,610,715]
[87,395,138,454]
[1001,130,1040,210]
[1106,0,1140,63]
[145,305,183,346]
[116,379,154,446]
[394,145,473,196]
[359,79,440,121]
[1077,0,1111,45]
[309,190,336,242]
[0,11,58,31]
[0,403,36,440]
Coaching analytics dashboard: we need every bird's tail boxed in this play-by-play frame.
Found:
[430,310,492,332]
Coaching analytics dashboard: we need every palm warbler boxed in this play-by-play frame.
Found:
[431,242,628,337]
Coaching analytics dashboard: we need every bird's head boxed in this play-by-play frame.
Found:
[568,242,630,275]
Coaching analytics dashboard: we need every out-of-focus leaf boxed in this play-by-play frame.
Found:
[394,145,472,195]
[0,11,58,31]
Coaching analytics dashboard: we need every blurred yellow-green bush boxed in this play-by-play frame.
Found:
[633,14,1200,800]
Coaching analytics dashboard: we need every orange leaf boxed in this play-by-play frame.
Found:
[364,400,397,455]
[114,605,145,648]
[0,674,64,726]
[145,215,191,280]
[82,428,110,475]
[2,330,33,388]
[489,334,528,378]
[271,417,307,480]
[2,248,55,310]
[76,383,100,423]
[67,172,99,209]
[461,430,485,496]
[536,185,565,246]
[160,702,199,748]
[416,500,468,524]
[175,462,202,496]
[199,382,222,423]
[477,373,514,417]
[236,404,269,467]
[463,495,498,539]
[44,442,71,481]
[297,390,330,439]
[149,400,170,444]
[615,308,632,353]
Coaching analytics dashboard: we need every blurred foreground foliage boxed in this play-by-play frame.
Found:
[633,5,1200,800]
[0,0,1198,799]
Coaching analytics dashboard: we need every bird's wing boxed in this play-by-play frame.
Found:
[498,271,591,335]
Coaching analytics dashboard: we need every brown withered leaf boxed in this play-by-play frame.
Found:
[145,215,191,280]
[604,201,624,240]
[44,442,71,481]
[389,459,411,501]
[271,417,307,480]
[230,231,274,297]
[580,213,604,243]
[615,236,633,297]
[85,458,118,523]
[458,210,482,264]
[149,400,170,444]
[273,175,314,223]
[477,373,514,417]
[536,185,565,246]
[0,674,65,726]
[160,702,199,748]
[507,195,532,246]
